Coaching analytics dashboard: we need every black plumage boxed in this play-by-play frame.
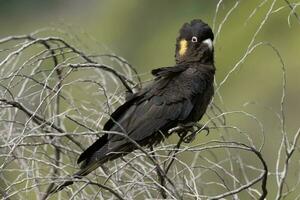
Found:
[52,19,215,192]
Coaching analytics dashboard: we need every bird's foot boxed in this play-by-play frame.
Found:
[183,124,209,143]
[168,125,188,135]
[168,122,209,143]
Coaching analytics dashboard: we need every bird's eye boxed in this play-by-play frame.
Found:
[191,36,198,43]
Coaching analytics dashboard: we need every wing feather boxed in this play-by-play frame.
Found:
[78,64,211,167]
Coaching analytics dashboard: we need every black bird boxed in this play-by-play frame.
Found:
[52,19,215,192]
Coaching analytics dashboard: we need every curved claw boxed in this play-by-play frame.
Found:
[201,126,210,136]
[168,123,210,143]
[182,125,210,143]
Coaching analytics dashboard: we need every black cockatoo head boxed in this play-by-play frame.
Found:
[175,19,214,64]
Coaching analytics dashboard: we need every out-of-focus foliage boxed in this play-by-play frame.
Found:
[1,0,298,109]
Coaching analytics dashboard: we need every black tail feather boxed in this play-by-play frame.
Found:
[49,179,75,194]
[77,134,108,164]
[49,164,98,194]
[49,156,110,194]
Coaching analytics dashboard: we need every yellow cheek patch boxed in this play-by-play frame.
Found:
[179,39,188,56]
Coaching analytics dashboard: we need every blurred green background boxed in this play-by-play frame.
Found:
[1,0,298,115]
[1,0,300,199]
